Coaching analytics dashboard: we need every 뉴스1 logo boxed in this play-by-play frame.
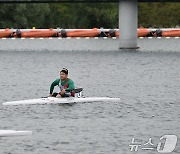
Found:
[129,135,177,153]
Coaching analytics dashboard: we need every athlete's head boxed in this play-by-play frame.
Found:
[60,68,68,80]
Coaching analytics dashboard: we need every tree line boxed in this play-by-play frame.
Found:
[0,2,179,28]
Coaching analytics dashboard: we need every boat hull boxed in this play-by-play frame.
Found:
[3,97,121,106]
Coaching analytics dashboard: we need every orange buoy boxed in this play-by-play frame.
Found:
[13,29,57,38]
[162,30,180,37]
[138,28,150,37]
[59,28,100,37]
[109,28,150,37]
[0,29,12,38]
[154,29,180,37]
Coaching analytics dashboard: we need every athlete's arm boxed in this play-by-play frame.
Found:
[49,78,60,94]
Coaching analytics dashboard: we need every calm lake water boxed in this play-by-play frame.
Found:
[0,38,180,154]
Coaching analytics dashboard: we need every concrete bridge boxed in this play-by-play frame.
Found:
[0,0,179,49]
[0,0,179,3]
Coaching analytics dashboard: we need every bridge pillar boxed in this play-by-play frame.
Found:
[119,0,138,49]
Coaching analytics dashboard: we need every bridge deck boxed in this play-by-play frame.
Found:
[0,0,179,3]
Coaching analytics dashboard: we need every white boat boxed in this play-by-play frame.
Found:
[3,97,120,106]
[0,130,32,137]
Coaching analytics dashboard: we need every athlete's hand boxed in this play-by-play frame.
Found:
[56,94,62,98]
[48,94,52,97]
[60,89,66,95]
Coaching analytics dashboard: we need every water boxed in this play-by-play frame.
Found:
[0,38,180,154]
[0,38,179,52]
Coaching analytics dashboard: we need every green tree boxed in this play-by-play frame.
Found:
[0,2,179,28]
[0,3,50,28]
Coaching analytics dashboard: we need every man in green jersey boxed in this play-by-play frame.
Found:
[49,68,75,98]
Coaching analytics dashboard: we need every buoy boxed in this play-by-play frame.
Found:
[0,29,12,38]
[58,28,100,37]
[13,29,57,38]
[112,28,150,37]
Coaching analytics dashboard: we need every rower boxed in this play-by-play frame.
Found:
[49,68,75,98]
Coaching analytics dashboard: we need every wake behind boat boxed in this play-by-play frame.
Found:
[3,96,120,106]
[0,130,32,137]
